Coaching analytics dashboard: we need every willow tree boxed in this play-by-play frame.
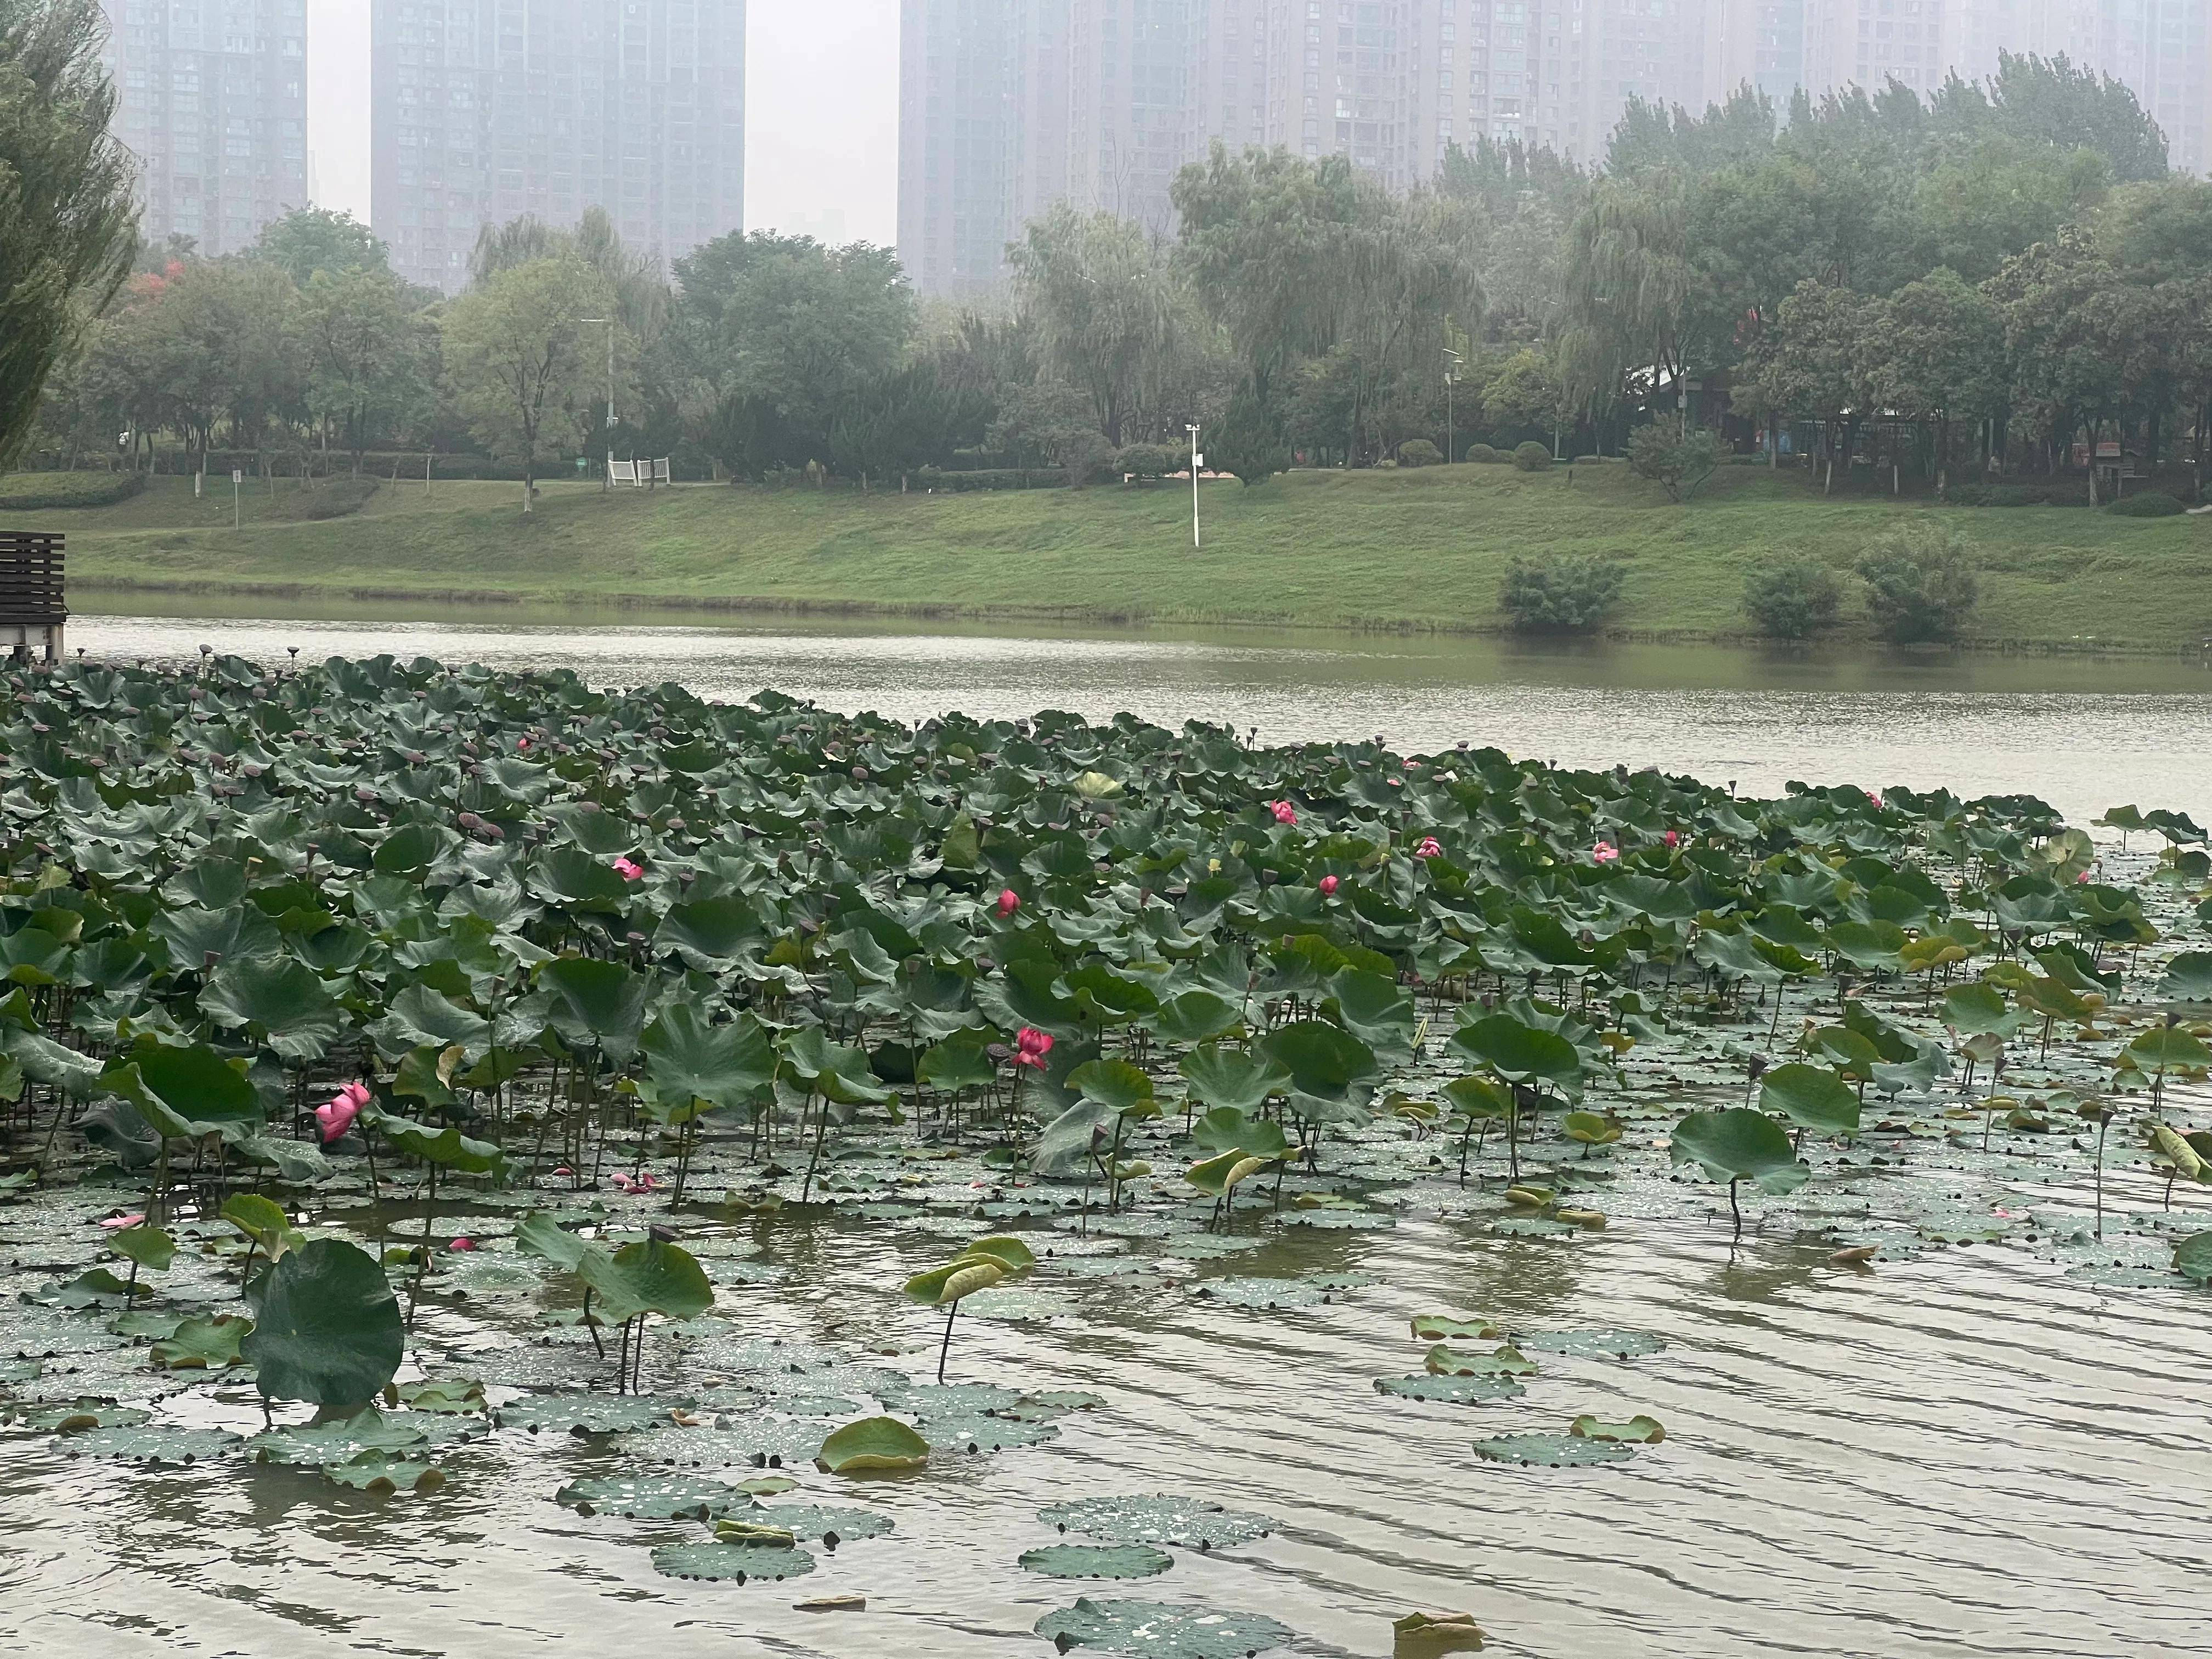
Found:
[0,0,140,469]
[1007,204,1187,448]
[1556,172,1700,432]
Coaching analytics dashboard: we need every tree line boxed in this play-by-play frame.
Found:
[4,9,2207,500]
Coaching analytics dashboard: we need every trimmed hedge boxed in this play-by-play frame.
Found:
[2108,490,2187,518]
[910,467,1065,493]
[1465,443,1504,464]
[0,470,147,510]
[1397,439,1443,467]
[1511,441,1553,472]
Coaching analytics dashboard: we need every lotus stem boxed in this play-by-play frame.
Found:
[936,1301,957,1384]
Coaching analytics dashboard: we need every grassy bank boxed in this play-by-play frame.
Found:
[13,463,2212,648]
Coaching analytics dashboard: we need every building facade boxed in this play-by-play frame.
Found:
[98,0,311,257]
[371,0,747,295]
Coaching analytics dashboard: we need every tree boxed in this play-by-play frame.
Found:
[302,267,437,472]
[250,207,388,286]
[1008,204,1184,447]
[1626,424,1724,501]
[1912,138,2109,284]
[1873,267,2007,491]
[827,360,989,485]
[674,230,913,476]
[1734,280,1886,493]
[1480,348,1563,438]
[1983,52,2167,183]
[986,379,1106,483]
[0,0,140,469]
[442,255,622,511]
[1558,172,1703,422]
[1208,382,1291,486]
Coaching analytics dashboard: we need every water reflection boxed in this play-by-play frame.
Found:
[70,605,2212,826]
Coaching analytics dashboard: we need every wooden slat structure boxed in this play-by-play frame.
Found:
[0,531,65,662]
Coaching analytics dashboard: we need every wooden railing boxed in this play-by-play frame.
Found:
[0,531,64,622]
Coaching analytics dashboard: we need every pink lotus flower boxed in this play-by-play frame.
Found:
[448,1237,477,1252]
[610,1171,661,1194]
[1319,874,1339,896]
[1267,799,1298,826]
[1865,791,1883,809]
[612,856,644,882]
[1593,841,1621,865]
[1664,830,1680,849]
[517,736,531,751]
[1415,837,1442,859]
[1013,1026,1055,1071]
[99,1212,146,1231]
[996,888,1020,919]
[551,1166,573,1178]
[2075,869,2091,883]
[318,1081,370,1143]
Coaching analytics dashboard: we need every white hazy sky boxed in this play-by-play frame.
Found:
[306,1,899,246]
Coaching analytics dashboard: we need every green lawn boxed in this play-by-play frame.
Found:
[12,463,2210,648]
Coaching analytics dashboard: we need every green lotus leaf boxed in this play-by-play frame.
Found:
[712,1519,798,1547]
[55,1424,241,1463]
[641,1005,777,1115]
[104,1043,262,1141]
[1178,1045,1291,1114]
[241,1238,406,1410]
[1758,1063,1861,1135]
[247,1406,428,1465]
[1669,1108,1810,1195]
[1561,1109,1623,1147]
[200,957,343,1062]
[108,1224,174,1273]
[1942,981,2022,1038]
[368,1111,506,1175]
[1409,1313,1502,1341]
[150,1312,252,1370]
[1424,1343,1537,1377]
[513,1212,590,1272]
[2156,952,2212,1003]
[16,1398,151,1432]
[650,1539,815,1582]
[539,956,648,1062]
[1020,1544,1173,1580]
[1260,1019,1380,1103]
[1037,1493,1276,1550]
[1032,1597,1294,1657]
[575,1238,715,1323]
[1471,1432,1638,1467]
[554,1472,759,1518]
[2126,1026,2212,1071]
[1511,1329,1667,1360]
[1150,990,1243,1046]
[1449,1015,1583,1096]
[321,1450,445,1494]
[1068,1058,1156,1114]
[497,1391,689,1433]
[815,1414,930,1474]
[2176,1231,2212,1285]
[1373,1373,1526,1404]
[220,1192,300,1259]
[754,1503,895,1543]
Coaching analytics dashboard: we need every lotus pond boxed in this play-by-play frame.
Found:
[2,652,2209,1658]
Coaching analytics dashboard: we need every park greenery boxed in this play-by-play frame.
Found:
[0,651,2209,1641]
[10,35,2212,511]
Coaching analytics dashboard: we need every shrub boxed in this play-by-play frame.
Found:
[1742,555,1845,639]
[289,478,380,521]
[1855,523,1979,643]
[1113,443,1182,481]
[2108,489,2186,518]
[1511,441,1553,472]
[1626,425,1724,502]
[1984,484,2034,507]
[1573,454,1607,465]
[1500,554,1624,633]
[1465,443,1504,464]
[0,470,146,510]
[1397,439,1443,467]
[1210,385,1292,486]
[910,467,1062,492]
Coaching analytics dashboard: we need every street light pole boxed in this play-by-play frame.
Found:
[1187,423,1202,549]
[577,317,616,490]
[1443,346,1464,464]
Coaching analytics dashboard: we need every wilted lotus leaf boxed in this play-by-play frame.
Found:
[1374,1374,1526,1405]
[149,1312,252,1370]
[1393,1610,1488,1656]
[1471,1433,1638,1467]
[1510,1329,1666,1361]
[712,1518,798,1547]
[815,1414,929,1474]
[554,1472,760,1518]
[56,1423,241,1463]
[1424,1344,1537,1378]
[754,1503,894,1543]
[650,1539,816,1582]
[323,1450,445,1495]
[495,1392,690,1433]
[1570,1414,1666,1443]
[1020,1543,1174,1579]
[388,1378,486,1414]
[1033,1596,1294,1656]
[1039,1494,1276,1551]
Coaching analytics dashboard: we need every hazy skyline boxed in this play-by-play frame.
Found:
[306,0,898,249]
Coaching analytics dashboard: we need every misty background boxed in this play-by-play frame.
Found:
[306,0,898,245]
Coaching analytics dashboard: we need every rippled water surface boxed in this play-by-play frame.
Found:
[70,604,2212,827]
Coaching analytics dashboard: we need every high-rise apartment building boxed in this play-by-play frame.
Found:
[97,0,311,256]
[371,1,746,296]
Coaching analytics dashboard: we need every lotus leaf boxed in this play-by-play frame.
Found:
[323,1450,445,1494]
[1571,1414,1666,1443]
[240,1238,405,1410]
[1021,1544,1174,1579]
[815,1414,930,1473]
[1038,1494,1276,1550]
[1374,1374,1527,1404]
[755,1503,895,1543]
[149,1312,252,1370]
[1032,1598,1295,1657]
[56,1424,241,1463]
[650,1540,816,1583]
[1471,1433,1638,1467]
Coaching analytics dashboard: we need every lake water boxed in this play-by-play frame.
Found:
[66,605,2212,828]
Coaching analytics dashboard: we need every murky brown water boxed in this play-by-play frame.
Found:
[67,603,2212,828]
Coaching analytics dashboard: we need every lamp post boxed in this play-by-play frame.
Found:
[1443,346,1464,464]
[577,317,617,489]
[1186,423,1202,549]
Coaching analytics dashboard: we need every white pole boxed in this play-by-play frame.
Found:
[1188,423,1201,549]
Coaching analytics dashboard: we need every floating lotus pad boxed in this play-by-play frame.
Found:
[1020,1544,1175,1580]
[1033,1597,1295,1656]
[1471,1433,1639,1467]
[1510,1329,1667,1361]
[816,1414,930,1474]
[1039,1494,1277,1551]
[553,1472,762,1518]
[1374,1374,1527,1404]
[247,1407,427,1464]
[495,1392,692,1433]
[755,1503,894,1543]
[16,1398,151,1432]
[1570,1414,1666,1443]
[54,1423,241,1463]
[323,1450,445,1494]
[649,1539,817,1583]
[1424,1344,1538,1377]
